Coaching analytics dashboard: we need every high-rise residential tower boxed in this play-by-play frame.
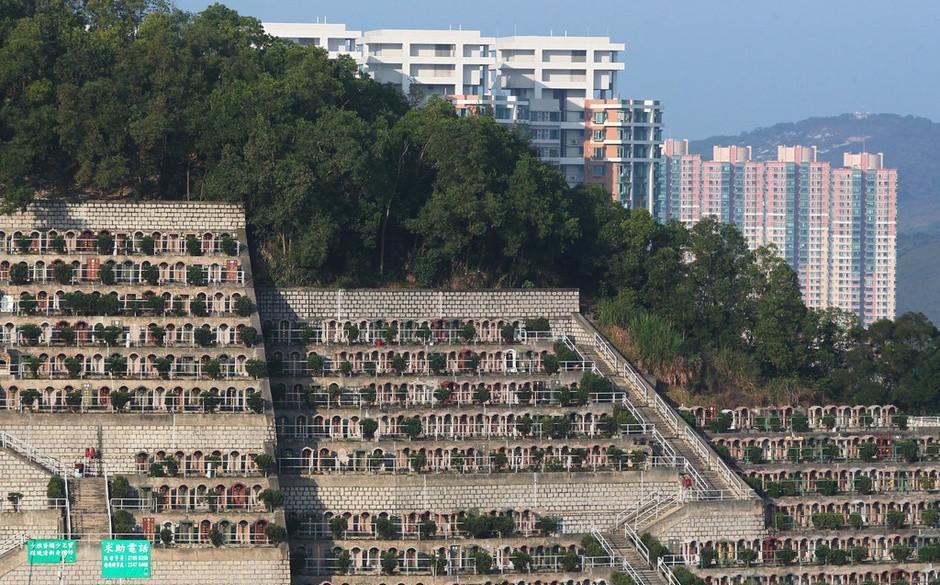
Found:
[659,140,897,325]
[657,139,739,225]
[263,22,663,211]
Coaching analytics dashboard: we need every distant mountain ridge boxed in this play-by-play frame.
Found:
[689,113,940,233]
[691,113,940,324]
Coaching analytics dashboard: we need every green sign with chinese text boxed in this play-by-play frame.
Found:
[27,539,77,564]
[101,539,151,579]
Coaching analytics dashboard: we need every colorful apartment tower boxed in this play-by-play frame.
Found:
[263,22,663,211]
[657,139,740,225]
[582,99,663,209]
[660,139,897,325]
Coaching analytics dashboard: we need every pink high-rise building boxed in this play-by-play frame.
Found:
[659,139,736,226]
[660,143,897,326]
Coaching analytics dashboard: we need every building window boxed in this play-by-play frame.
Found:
[592,165,606,177]
[593,111,606,124]
[593,130,605,141]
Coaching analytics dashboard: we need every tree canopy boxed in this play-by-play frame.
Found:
[2,1,938,411]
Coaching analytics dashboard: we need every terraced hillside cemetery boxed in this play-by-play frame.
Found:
[0,201,289,583]
[0,201,931,585]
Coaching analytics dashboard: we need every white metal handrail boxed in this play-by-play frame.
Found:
[13,362,249,381]
[103,461,265,478]
[0,431,72,537]
[275,421,656,441]
[908,416,940,429]
[299,521,548,541]
[278,358,593,378]
[5,266,246,286]
[277,389,628,409]
[303,553,614,576]
[622,523,683,585]
[104,472,113,538]
[276,327,563,347]
[0,431,66,476]
[0,535,27,561]
[64,471,71,538]
[11,328,250,349]
[1,300,246,318]
[591,528,650,585]
[277,454,648,475]
[657,556,682,585]
[109,497,266,512]
[6,235,241,257]
[624,524,650,565]
[582,320,755,499]
[2,401,253,414]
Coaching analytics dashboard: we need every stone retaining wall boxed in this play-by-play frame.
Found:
[0,412,273,473]
[284,470,680,534]
[651,499,767,547]
[0,200,245,231]
[0,510,60,552]
[258,289,580,322]
[0,450,53,510]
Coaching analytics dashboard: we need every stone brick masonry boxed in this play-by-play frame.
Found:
[0,411,273,474]
[0,450,54,510]
[649,499,767,547]
[0,200,780,585]
[258,288,580,322]
[0,200,245,232]
[0,510,60,552]
[284,470,681,534]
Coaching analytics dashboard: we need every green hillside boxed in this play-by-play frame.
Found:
[899,232,940,324]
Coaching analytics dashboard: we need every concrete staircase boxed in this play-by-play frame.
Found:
[70,477,110,538]
[569,316,761,585]
[574,330,744,497]
[593,526,671,585]
[608,530,666,585]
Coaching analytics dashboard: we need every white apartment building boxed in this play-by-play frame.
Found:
[263,22,661,209]
[264,22,360,58]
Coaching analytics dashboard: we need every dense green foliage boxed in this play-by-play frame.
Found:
[3,2,940,411]
[596,222,940,412]
[0,0,584,288]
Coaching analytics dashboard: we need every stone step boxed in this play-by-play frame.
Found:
[578,342,737,494]
[70,477,110,538]
[603,531,670,585]
[72,512,110,539]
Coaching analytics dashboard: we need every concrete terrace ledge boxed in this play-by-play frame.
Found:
[283,467,680,488]
[292,570,617,585]
[0,410,273,428]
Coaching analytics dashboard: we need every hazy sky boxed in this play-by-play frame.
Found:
[173,0,940,138]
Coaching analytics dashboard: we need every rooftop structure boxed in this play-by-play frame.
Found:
[0,201,915,585]
[263,22,662,211]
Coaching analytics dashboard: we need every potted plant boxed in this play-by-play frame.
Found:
[7,492,23,511]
